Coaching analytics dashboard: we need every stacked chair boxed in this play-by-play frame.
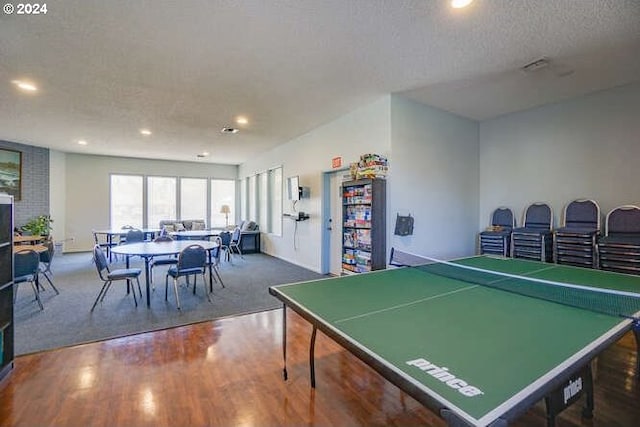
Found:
[511,202,553,262]
[597,205,640,274]
[553,199,600,268]
[479,207,515,256]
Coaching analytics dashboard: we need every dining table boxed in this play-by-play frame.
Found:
[169,229,220,240]
[14,235,45,244]
[13,244,48,253]
[110,239,219,308]
[93,228,161,261]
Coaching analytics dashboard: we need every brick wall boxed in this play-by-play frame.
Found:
[0,140,49,228]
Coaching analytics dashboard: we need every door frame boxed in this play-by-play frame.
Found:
[320,168,349,274]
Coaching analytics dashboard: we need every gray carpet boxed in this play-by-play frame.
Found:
[13,251,325,355]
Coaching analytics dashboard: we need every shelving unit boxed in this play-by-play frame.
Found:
[341,178,386,274]
[0,194,14,381]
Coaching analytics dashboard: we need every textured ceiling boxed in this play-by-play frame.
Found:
[1,0,639,165]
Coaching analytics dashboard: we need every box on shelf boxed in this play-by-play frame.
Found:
[349,153,388,180]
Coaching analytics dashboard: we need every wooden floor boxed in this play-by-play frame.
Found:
[0,308,638,426]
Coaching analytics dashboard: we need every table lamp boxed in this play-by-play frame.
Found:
[220,205,231,227]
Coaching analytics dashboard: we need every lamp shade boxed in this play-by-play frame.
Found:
[220,205,231,214]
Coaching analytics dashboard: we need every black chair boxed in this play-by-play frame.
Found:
[553,199,600,268]
[38,240,60,294]
[511,202,553,262]
[597,205,640,274]
[207,236,225,288]
[219,231,232,262]
[91,245,142,311]
[92,230,115,262]
[228,227,243,259]
[14,249,44,310]
[149,235,178,286]
[124,229,145,244]
[165,244,210,309]
[478,207,515,256]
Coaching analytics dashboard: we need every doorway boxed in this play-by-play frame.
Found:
[321,169,348,275]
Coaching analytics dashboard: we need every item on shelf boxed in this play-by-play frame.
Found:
[350,153,389,180]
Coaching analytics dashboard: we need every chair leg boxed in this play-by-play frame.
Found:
[136,277,143,299]
[214,266,224,288]
[165,275,169,301]
[202,273,212,302]
[193,274,197,295]
[30,280,44,310]
[173,278,181,310]
[41,272,60,295]
[130,279,138,307]
[100,281,113,303]
[91,281,110,311]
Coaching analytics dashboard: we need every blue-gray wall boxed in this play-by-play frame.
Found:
[479,82,640,232]
[390,95,480,259]
[0,140,49,228]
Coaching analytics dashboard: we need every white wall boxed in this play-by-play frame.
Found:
[390,96,480,259]
[49,150,67,249]
[62,153,237,252]
[479,82,640,232]
[239,96,392,272]
[240,94,481,269]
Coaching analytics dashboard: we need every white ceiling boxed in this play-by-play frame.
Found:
[1,0,639,165]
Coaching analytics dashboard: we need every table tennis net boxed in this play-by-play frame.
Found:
[389,249,640,319]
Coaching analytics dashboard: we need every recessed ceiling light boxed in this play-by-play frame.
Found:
[451,0,474,8]
[221,127,239,134]
[77,140,88,146]
[139,129,152,136]
[11,79,38,92]
[197,152,210,158]
[236,116,249,125]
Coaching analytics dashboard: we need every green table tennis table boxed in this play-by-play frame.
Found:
[269,254,640,427]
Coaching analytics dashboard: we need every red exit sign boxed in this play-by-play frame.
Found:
[332,156,342,168]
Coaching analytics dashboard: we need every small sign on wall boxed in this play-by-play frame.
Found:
[332,156,342,169]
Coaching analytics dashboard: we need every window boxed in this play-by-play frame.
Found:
[110,174,236,229]
[258,172,268,229]
[211,179,236,228]
[269,167,282,236]
[248,175,257,222]
[240,178,248,221]
[110,174,143,229]
[180,178,207,222]
[148,176,176,229]
[241,166,282,235]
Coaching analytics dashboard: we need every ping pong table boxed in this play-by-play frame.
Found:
[269,253,640,427]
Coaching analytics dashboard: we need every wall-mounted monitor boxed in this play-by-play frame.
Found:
[286,175,300,201]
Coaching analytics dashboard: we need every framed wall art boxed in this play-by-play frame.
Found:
[0,148,22,200]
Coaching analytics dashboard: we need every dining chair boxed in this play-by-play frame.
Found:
[207,236,225,288]
[228,227,243,259]
[37,240,59,292]
[92,230,113,262]
[165,244,209,309]
[218,231,232,262]
[118,225,134,244]
[149,235,178,287]
[91,245,143,311]
[14,249,44,310]
[124,228,145,244]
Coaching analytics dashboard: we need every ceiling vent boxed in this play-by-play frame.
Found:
[221,127,239,134]
[521,57,550,73]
